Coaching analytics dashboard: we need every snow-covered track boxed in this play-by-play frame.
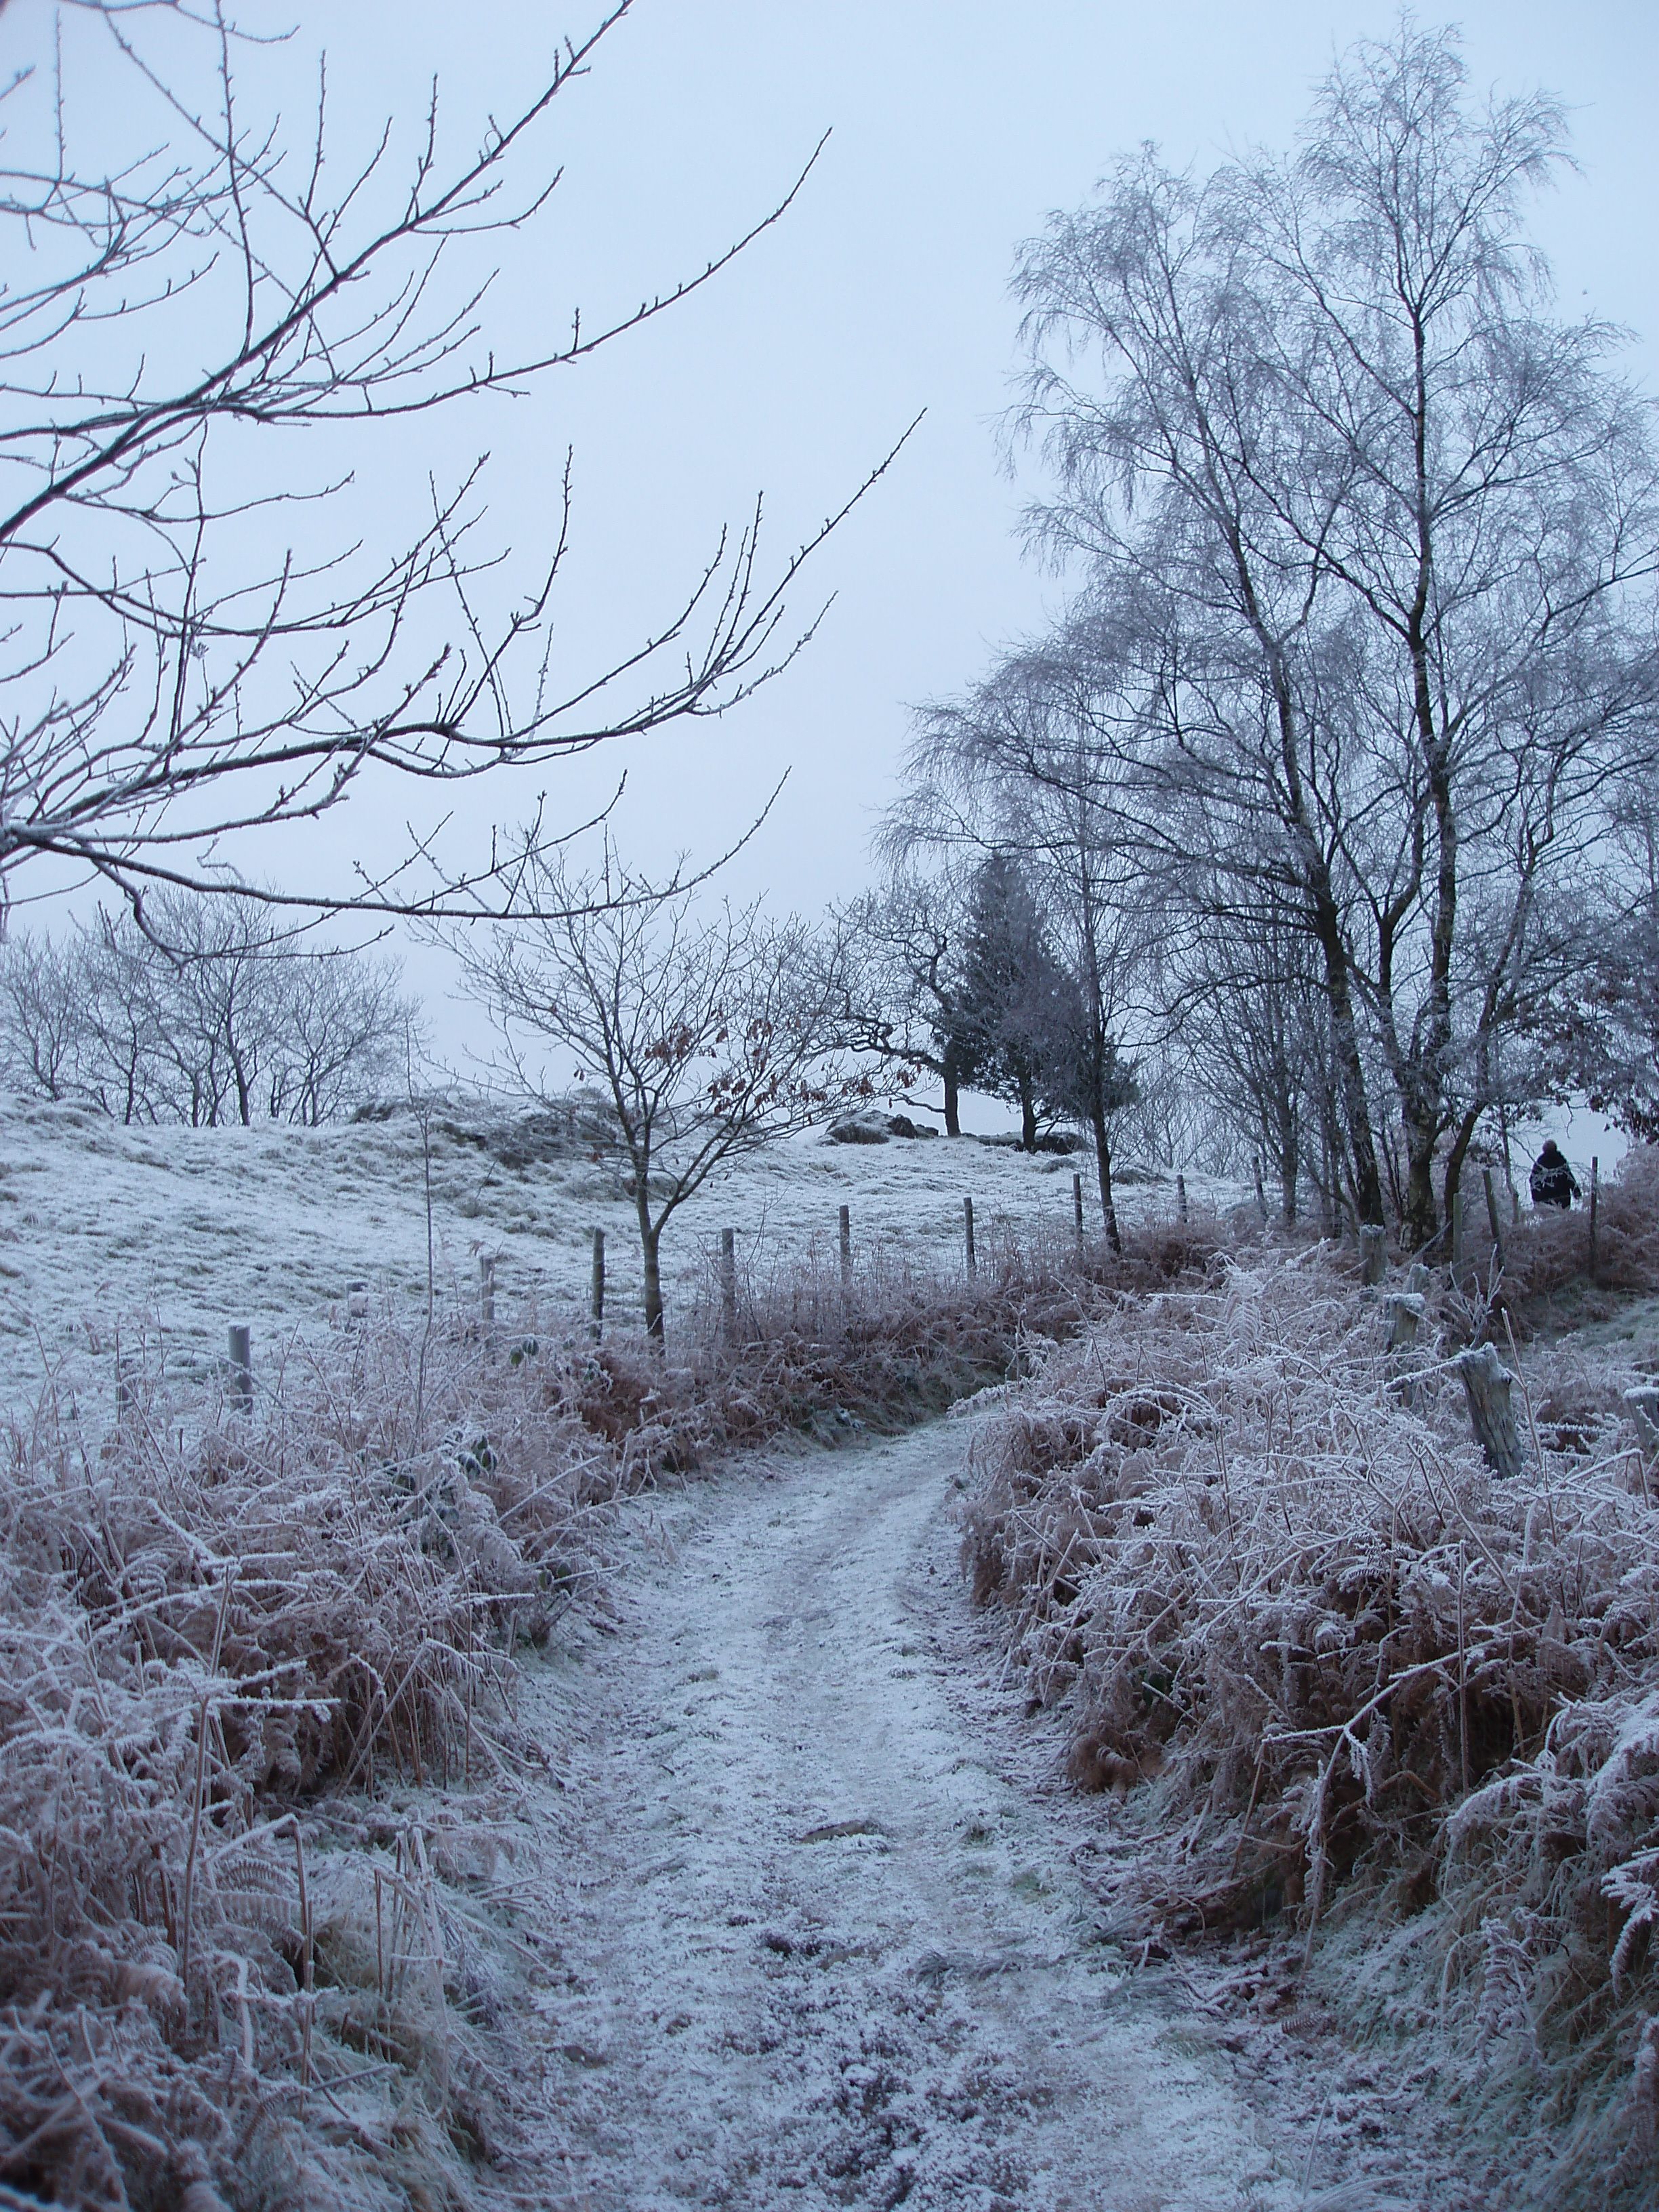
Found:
[521,1420,1304,2211]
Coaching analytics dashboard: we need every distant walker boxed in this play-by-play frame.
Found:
[1530,1141,1580,1211]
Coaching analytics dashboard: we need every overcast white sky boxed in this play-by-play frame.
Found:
[14,0,1659,1055]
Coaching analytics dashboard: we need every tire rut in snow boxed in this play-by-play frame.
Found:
[521,1421,1299,2211]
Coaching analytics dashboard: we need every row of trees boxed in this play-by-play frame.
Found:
[0,895,416,1126]
[871,20,1659,1248]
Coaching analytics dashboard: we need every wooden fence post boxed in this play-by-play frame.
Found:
[1072,1172,1085,1266]
[227,1324,253,1418]
[1624,1387,1659,1459]
[1176,1172,1189,1226]
[590,1229,605,1342]
[719,1228,737,1340]
[1589,1155,1601,1278]
[1456,1343,1524,1480]
[1360,1224,1387,1287]
[1386,1292,1424,1353]
[1385,1292,1425,1407]
[838,1204,853,1307]
[964,1195,977,1279]
[478,1254,495,1331]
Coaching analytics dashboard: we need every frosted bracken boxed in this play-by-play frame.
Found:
[964,1160,1659,2205]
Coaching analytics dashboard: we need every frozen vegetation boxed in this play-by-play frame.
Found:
[963,1153,1659,2206]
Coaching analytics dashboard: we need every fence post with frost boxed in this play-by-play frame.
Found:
[590,1229,605,1341]
[838,1204,853,1309]
[1176,1172,1189,1225]
[1589,1156,1601,1278]
[1386,1292,1424,1353]
[719,1228,737,1341]
[478,1254,495,1332]
[1072,1173,1085,1267]
[964,1195,977,1279]
[227,1325,253,1418]
[1457,1343,1524,1480]
[1625,1387,1659,1459]
[1385,1291,1425,1406]
[1360,1224,1387,1287]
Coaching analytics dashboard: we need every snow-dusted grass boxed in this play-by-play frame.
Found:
[0,1091,1233,1420]
[961,1176,1659,2207]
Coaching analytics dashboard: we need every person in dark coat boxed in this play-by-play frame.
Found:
[1530,1141,1580,1210]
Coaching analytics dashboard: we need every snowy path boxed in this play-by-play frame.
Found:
[521,1420,1305,2211]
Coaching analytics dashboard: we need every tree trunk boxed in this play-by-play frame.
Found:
[1246,592,1382,1227]
[943,1055,961,1139]
[1439,1109,1482,1253]
[638,1205,665,1345]
[1406,1124,1442,1247]
[1089,1100,1122,1252]
[1275,1092,1298,1225]
[1313,905,1385,1227]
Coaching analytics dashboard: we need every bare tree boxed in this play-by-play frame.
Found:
[0,1,899,922]
[75,924,163,1122]
[0,932,87,1101]
[1179,919,1328,1226]
[270,950,416,1125]
[830,874,975,1135]
[461,853,858,1340]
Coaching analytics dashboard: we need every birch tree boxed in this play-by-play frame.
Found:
[1008,17,1659,1243]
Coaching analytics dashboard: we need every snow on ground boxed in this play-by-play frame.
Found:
[508,1416,1363,2211]
[0,1092,1239,1417]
